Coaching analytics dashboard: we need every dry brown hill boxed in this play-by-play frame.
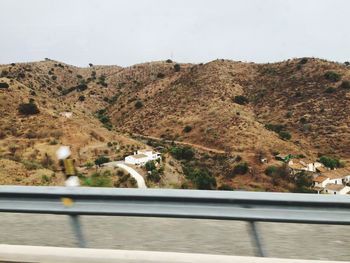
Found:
[1,57,349,191]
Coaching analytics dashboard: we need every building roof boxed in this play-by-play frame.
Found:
[313,176,328,183]
[325,183,346,191]
[289,162,306,170]
[321,168,350,179]
[130,154,148,159]
[316,166,328,173]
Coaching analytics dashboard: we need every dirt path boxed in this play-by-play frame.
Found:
[132,134,226,154]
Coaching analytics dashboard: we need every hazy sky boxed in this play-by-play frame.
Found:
[1,0,349,66]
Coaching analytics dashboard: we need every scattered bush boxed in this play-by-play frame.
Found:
[299,57,308,64]
[265,165,277,176]
[78,95,85,101]
[94,156,110,166]
[265,164,289,178]
[0,82,9,89]
[183,125,192,133]
[294,172,314,193]
[18,101,40,115]
[233,95,249,105]
[145,160,156,171]
[279,131,291,140]
[265,123,285,133]
[339,80,350,89]
[170,146,194,161]
[135,100,143,109]
[147,169,161,182]
[157,72,165,78]
[174,63,181,72]
[166,59,173,63]
[232,162,249,175]
[319,156,342,169]
[183,165,216,190]
[324,71,341,82]
[95,109,112,130]
[325,87,336,93]
[344,61,350,66]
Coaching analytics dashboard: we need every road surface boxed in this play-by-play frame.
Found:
[0,213,349,261]
[104,161,147,188]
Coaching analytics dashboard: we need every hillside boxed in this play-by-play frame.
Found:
[1,58,349,191]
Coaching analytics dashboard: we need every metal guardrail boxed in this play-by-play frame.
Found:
[0,186,350,257]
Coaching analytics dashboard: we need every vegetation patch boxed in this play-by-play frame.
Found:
[18,101,40,115]
[324,71,341,82]
[182,164,216,190]
[170,146,194,161]
[0,82,9,89]
[318,156,343,169]
[233,95,249,105]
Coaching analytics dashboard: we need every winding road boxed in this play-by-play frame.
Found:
[103,161,147,188]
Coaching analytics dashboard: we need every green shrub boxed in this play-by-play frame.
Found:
[232,162,249,175]
[145,160,156,171]
[324,71,341,82]
[265,166,277,176]
[325,87,336,93]
[233,95,249,105]
[265,123,285,133]
[78,95,85,101]
[339,80,350,89]
[0,82,9,89]
[166,59,173,63]
[18,102,40,115]
[135,100,143,109]
[279,131,291,140]
[157,72,165,78]
[147,169,161,182]
[170,146,194,161]
[299,57,308,64]
[265,165,289,178]
[94,156,110,166]
[183,165,216,190]
[174,63,181,72]
[319,156,341,169]
[183,125,192,133]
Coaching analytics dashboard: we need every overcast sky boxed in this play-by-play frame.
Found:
[0,0,349,67]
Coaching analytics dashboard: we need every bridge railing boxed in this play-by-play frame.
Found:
[0,186,350,257]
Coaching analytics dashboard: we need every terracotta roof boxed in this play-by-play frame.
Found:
[325,183,346,191]
[316,166,328,173]
[313,176,328,183]
[131,154,148,159]
[321,168,350,179]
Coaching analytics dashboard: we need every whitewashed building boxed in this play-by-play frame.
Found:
[125,150,161,166]
[323,184,350,195]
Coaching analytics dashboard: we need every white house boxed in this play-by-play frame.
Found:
[125,150,161,166]
[323,184,350,195]
[321,168,350,185]
[313,176,329,188]
[288,160,324,174]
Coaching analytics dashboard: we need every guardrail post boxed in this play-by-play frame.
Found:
[248,221,266,257]
[69,215,86,248]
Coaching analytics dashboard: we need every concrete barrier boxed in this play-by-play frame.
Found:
[0,244,343,263]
